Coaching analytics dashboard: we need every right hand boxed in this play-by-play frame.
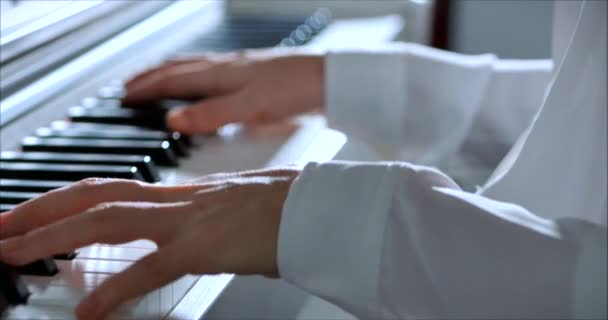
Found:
[0,167,300,319]
[123,50,325,134]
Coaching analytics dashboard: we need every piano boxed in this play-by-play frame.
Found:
[0,1,415,319]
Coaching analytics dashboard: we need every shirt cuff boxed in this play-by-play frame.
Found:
[324,44,408,147]
[277,161,393,317]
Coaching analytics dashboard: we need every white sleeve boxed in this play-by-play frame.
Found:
[325,43,553,163]
[278,161,606,319]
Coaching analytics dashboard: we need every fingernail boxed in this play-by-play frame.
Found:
[167,110,191,132]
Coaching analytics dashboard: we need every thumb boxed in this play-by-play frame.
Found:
[166,95,250,134]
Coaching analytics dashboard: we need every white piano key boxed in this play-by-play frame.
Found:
[5,304,76,320]
[9,280,211,320]
[78,245,154,261]
[5,301,160,320]
[26,285,90,307]
[23,271,110,288]
[18,286,144,316]
[114,239,158,249]
[13,266,195,319]
[57,259,132,274]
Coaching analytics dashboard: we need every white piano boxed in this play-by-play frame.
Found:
[0,1,431,319]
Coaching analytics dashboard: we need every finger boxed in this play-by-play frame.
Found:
[76,242,185,320]
[182,166,299,185]
[0,201,190,265]
[0,178,197,239]
[125,59,210,94]
[166,94,253,134]
[124,62,238,103]
[163,52,236,66]
[237,167,301,179]
[166,50,244,63]
[125,52,240,91]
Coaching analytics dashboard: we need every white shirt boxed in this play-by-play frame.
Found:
[278,1,607,319]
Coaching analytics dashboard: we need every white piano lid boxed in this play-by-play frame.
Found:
[0,1,99,40]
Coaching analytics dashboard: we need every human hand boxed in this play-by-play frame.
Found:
[123,50,325,134]
[0,167,299,320]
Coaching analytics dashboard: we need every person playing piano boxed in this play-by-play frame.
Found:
[1,1,606,319]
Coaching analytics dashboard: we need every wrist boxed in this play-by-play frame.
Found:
[263,167,302,278]
[303,55,325,111]
[283,54,325,112]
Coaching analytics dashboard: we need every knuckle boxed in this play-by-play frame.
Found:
[115,178,146,190]
[75,178,144,196]
[89,200,154,224]
[73,178,113,199]
[76,177,110,190]
[89,202,123,222]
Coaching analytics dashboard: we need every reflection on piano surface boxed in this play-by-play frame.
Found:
[0,1,405,319]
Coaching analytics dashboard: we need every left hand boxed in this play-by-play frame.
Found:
[0,167,299,320]
[123,49,324,134]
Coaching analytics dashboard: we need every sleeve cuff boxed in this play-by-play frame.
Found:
[277,161,393,317]
[324,44,409,147]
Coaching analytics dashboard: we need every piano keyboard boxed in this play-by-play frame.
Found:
[0,1,402,318]
[0,5,345,319]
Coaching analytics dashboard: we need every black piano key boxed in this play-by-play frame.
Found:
[1,151,160,182]
[50,121,193,146]
[68,106,168,130]
[16,257,59,276]
[124,99,192,110]
[0,204,16,213]
[82,96,189,110]
[36,127,189,157]
[0,262,30,305]
[1,293,8,315]
[0,179,71,193]
[0,191,41,205]
[0,162,145,181]
[53,252,78,260]
[21,136,178,167]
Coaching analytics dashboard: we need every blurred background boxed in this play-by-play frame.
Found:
[226,0,553,58]
[0,0,554,116]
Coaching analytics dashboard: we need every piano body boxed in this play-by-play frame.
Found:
[0,1,431,319]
